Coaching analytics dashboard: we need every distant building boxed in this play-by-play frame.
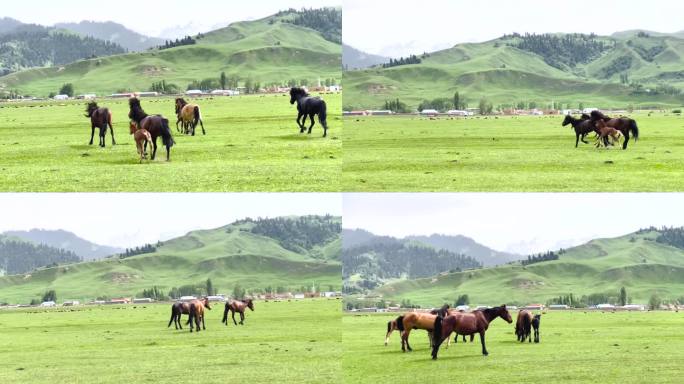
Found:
[367,110,393,116]
[40,301,56,307]
[327,85,341,92]
[343,111,368,116]
[207,295,226,302]
[179,296,197,302]
[136,91,159,97]
[582,107,598,114]
[523,304,545,310]
[548,304,569,310]
[185,90,203,96]
[62,300,80,306]
[110,93,135,98]
[622,304,645,311]
[133,298,153,304]
[53,95,69,100]
[77,94,96,100]
[420,109,439,116]
[210,89,238,96]
[596,303,615,310]
[447,110,472,116]
[293,293,305,299]
[456,305,470,312]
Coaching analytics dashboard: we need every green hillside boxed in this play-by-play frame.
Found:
[369,229,684,306]
[0,216,341,303]
[0,9,341,96]
[343,32,684,110]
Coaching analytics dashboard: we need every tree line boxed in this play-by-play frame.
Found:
[506,32,610,69]
[382,55,422,68]
[276,7,342,44]
[0,239,80,275]
[521,250,561,266]
[246,215,341,256]
[118,243,158,259]
[157,34,204,50]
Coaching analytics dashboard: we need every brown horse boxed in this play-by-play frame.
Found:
[594,119,624,148]
[394,312,439,352]
[222,299,254,326]
[175,98,205,136]
[188,297,212,333]
[85,101,115,147]
[167,301,191,330]
[128,98,174,161]
[385,308,452,348]
[590,110,639,149]
[446,309,475,344]
[129,122,153,163]
[431,305,513,359]
[515,310,541,343]
[562,114,596,147]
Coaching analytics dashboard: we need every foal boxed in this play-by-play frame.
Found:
[129,122,153,163]
[595,120,624,148]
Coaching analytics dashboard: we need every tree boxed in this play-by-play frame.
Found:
[648,294,661,310]
[479,97,493,115]
[454,294,469,306]
[619,287,627,306]
[42,290,57,302]
[233,284,245,299]
[59,83,74,97]
[206,278,215,296]
[220,72,227,90]
[453,91,460,110]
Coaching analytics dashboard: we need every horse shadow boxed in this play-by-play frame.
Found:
[269,134,321,141]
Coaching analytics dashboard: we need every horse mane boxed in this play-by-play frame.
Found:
[85,101,98,117]
[590,110,610,121]
[580,113,591,120]
[290,87,309,97]
[128,97,148,123]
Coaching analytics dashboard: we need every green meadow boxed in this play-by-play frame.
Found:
[0,93,341,191]
[344,311,684,384]
[342,113,684,191]
[0,299,341,384]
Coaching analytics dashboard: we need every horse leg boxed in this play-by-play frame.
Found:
[308,113,315,134]
[100,128,106,147]
[202,314,206,330]
[404,329,412,352]
[232,310,238,326]
[90,125,95,145]
[151,137,158,160]
[297,113,305,132]
[480,331,488,356]
[199,119,205,135]
[575,132,579,148]
[239,312,244,325]
[622,131,630,150]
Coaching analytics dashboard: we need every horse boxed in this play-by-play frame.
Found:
[85,101,115,147]
[222,298,254,326]
[394,312,440,352]
[590,110,639,149]
[595,119,624,148]
[167,301,191,330]
[515,310,541,343]
[128,98,174,161]
[562,114,598,148]
[289,87,329,137]
[188,297,211,333]
[175,98,205,136]
[431,305,513,359]
[386,305,450,348]
[129,122,153,163]
[446,309,475,344]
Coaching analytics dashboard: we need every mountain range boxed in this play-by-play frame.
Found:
[2,229,122,260]
[343,44,389,70]
[54,21,165,52]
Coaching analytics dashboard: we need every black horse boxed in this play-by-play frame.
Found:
[590,110,639,150]
[561,114,597,148]
[289,87,329,137]
[128,98,174,161]
[85,102,115,147]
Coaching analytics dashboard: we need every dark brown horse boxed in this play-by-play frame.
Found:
[175,98,205,136]
[167,301,191,330]
[222,299,254,326]
[290,87,329,137]
[128,98,174,161]
[188,297,211,333]
[515,310,541,343]
[562,114,596,147]
[431,305,513,359]
[590,110,639,149]
[85,101,115,147]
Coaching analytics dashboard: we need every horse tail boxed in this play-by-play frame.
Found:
[107,109,113,129]
[168,306,175,327]
[629,119,639,141]
[319,100,328,129]
[395,316,405,332]
[160,118,174,148]
[523,313,531,338]
[193,106,201,127]
[433,315,443,346]
[387,320,393,334]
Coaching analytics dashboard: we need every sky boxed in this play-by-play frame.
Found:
[2,0,341,38]
[343,193,684,255]
[0,193,341,248]
[344,0,684,57]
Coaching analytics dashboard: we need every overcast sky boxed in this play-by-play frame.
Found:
[343,193,684,255]
[2,0,340,38]
[344,0,684,57]
[0,193,341,248]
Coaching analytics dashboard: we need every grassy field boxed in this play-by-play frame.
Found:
[344,311,684,383]
[0,299,341,384]
[342,113,684,191]
[0,93,341,191]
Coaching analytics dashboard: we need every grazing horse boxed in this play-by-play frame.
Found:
[129,122,153,163]
[128,98,174,161]
[562,114,598,147]
[167,301,191,330]
[594,120,624,148]
[175,98,205,136]
[222,299,255,326]
[289,87,329,137]
[188,297,212,333]
[395,312,440,352]
[590,110,639,150]
[85,102,115,147]
[386,305,450,348]
[515,310,541,343]
[431,305,513,359]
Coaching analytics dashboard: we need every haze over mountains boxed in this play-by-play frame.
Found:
[3,229,123,261]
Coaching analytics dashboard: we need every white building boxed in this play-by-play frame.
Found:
[53,95,69,100]
[597,303,615,310]
[179,296,197,302]
[293,293,305,299]
[186,90,203,96]
[420,109,439,116]
[583,107,598,114]
[132,298,154,304]
[137,91,159,97]
[207,295,227,302]
[62,300,80,306]
[210,89,238,96]
[622,304,646,311]
[447,110,472,116]
[77,94,97,100]
[40,301,56,307]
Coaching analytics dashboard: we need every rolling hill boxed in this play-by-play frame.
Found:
[3,229,122,260]
[343,44,389,70]
[370,228,684,306]
[0,8,341,97]
[54,21,165,52]
[343,31,684,110]
[405,234,521,266]
[0,216,341,303]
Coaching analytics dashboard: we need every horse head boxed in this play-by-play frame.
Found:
[85,102,98,117]
[202,297,212,310]
[246,299,254,311]
[561,114,572,126]
[128,97,147,123]
[175,98,187,115]
[129,121,138,135]
[498,305,513,323]
[289,87,308,105]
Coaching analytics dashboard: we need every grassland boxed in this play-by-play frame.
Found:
[369,230,684,307]
[343,311,684,384]
[0,220,341,304]
[342,113,684,191]
[0,299,341,384]
[0,93,341,191]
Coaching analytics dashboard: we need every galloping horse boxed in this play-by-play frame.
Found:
[188,297,211,333]
[289,87,329,137]
[129,122,153,163]
[167,301,191,330]
[175,98,205,136]
[85,101,115,147]
[595,120,624,148]
[222,299,254,326]
[431,305,513,359]
[562,114,597,148]
[515,310,541,343]
[590,110,639,149]
[128,98,174,161]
